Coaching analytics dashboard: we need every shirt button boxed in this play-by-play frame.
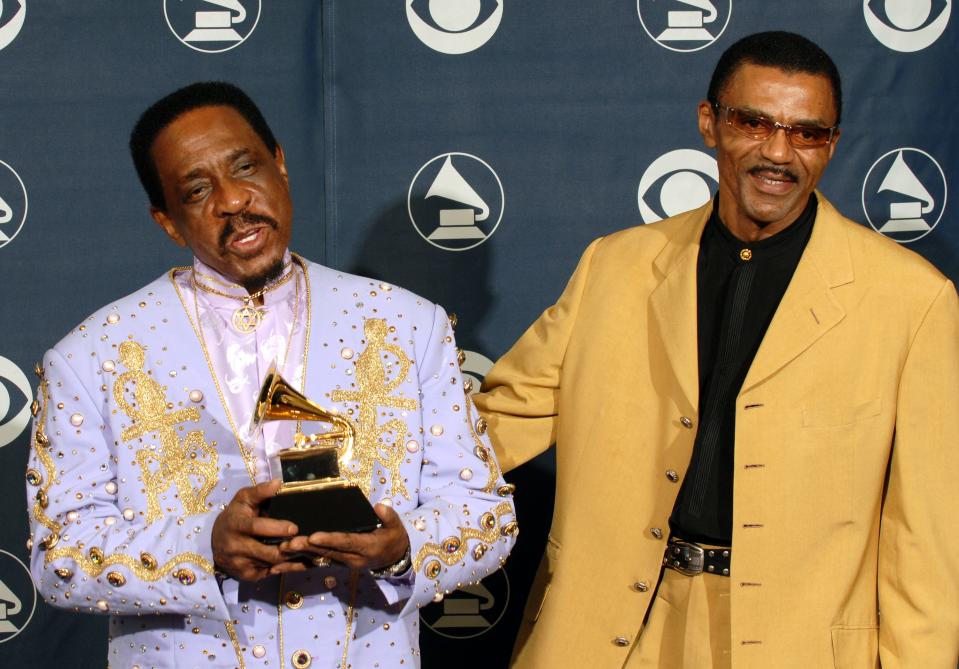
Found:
[665,469,679,482]
[650,527,663,540]
[613,636,630,647]
[633,580,649,592]
[252,645,266,659]
[680,416,693,429]
[292,649,312,668]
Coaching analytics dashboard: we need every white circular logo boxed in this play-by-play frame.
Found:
[0,356,32,448]
[864,0,951,52]
[862,148,947,244]
[0,550,37,644]
[421,568,510,639]
[409,153,505,252]
[0,1,25,51]
[164,0,261,53]
[407,0,503,54]
[0,159,27,249]
[637,0,731,52]
[638,149,718,223]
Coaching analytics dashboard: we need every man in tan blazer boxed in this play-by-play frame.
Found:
[473,31,959,668]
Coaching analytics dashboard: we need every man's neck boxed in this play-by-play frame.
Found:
[717,198,813,243]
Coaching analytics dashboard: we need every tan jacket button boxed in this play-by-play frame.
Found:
[633,580,649,592]
[680,416,693,428]
[650,527,663,539]
[665,469,679,482]
[613,636,630,647]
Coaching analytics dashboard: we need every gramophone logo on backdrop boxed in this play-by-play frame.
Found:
[864,0,951,52]
[407,0,503,54]
[0,1,26,51]
[638,149,718,223]
[421,559,510,639]
[408,152,504,251]
[0,356,32,449]
[0,159,28,250]
[165,0,261,53]
[862,148,947,244]
[637,0,731,52]
[0,550,37,644]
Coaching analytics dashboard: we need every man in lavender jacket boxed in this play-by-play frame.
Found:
[24,82,516,669]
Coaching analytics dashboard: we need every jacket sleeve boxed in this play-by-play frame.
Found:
[878,278,959,667]
[472,238,601,472]
[396,304,518,615]
[25,347,230,621]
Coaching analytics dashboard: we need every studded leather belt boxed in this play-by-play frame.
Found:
[663,538,731,577]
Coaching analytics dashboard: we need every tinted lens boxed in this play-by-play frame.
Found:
[725,109,773,139]
[788,125,832,147]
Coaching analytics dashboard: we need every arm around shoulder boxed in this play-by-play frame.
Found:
[473,237,603,471]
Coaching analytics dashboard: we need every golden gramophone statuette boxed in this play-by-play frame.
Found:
[251,364,381,537]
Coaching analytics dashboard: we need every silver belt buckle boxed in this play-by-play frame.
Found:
[666,539,705,576]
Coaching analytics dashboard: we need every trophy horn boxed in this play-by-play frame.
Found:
[251,362,355,446]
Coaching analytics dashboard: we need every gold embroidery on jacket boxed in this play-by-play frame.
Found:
[412,501,514,570]
[114,341,218,523]
[31,359,214,578]
[465,398,500,494]
[331,319,418,499]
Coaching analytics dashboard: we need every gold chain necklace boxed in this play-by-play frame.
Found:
[194,258,293,291]
[172,255,312,485]
[192,266,297,334]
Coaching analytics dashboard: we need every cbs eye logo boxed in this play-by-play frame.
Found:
[407,0,503,54]
[0,0,25,51]
[864,0,951,52]
[637,149,718,223]
[0,356,32,449]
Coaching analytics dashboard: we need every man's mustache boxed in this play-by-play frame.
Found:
[219,212,279,248]
[748,165,798,182]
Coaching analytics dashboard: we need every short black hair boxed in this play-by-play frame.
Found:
[129,81,278,211]
[707,31,842,126]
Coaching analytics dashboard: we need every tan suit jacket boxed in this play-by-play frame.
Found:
[473,196,959,668]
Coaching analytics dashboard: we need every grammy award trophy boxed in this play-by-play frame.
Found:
[251,364,381,537]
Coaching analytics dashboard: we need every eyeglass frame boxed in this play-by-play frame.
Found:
[710,102,839,148]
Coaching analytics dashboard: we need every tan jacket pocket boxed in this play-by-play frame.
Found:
[831,625,879,669]
[803,399,882,429]
[523,535,561,623]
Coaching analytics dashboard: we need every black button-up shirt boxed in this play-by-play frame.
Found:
[669,194,817,546]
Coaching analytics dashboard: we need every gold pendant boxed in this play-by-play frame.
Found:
[232,303,263,333]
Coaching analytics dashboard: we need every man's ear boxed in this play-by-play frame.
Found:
[150,207,187,247]
[274,143,289,184]
[698,101,717,149]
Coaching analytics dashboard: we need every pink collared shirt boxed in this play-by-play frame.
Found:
[174,250,307,481]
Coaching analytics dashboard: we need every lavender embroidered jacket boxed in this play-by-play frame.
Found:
[25,258,517,669]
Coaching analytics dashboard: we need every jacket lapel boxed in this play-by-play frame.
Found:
[648,205,711,411]
[741,195,854,393]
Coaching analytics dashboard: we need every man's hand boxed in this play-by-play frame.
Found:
[275,503,411,574]
[211,479,303,581]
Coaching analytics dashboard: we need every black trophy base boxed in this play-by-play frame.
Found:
[261,484,381,538]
